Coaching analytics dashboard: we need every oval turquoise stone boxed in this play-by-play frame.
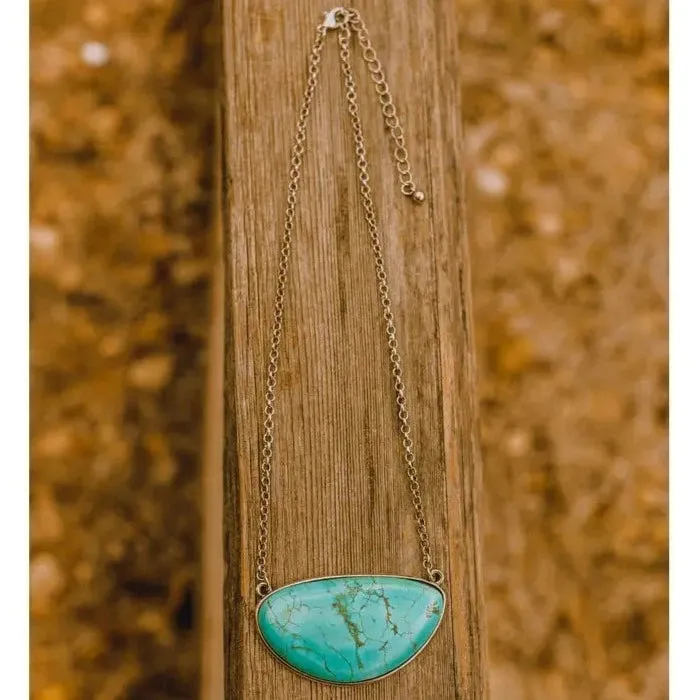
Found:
[256,575,445,684]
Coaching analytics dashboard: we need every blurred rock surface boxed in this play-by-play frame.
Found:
[31,0,214,697]
[460,0,668,697]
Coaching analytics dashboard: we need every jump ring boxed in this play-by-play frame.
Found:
[256,582,272,597]
[428,569,444,585]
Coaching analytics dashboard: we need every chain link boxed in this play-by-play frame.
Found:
[254,26,327,596]
[255,8,441,597]
[347,11,422,199]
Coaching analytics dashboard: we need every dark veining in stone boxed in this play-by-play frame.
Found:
[257,575,445,683]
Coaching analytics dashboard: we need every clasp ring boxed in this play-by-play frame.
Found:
[323,7,348,29]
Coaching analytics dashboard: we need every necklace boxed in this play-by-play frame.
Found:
[254,7,445,685]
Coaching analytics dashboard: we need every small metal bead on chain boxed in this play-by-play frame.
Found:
[255,8,442,597]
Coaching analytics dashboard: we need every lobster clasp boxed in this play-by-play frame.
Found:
[323,7,348,29]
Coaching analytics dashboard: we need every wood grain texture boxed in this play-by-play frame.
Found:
[202,110,225,700]
[220,1,487,697]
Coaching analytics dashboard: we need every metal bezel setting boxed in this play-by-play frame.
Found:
[255,574,447,686]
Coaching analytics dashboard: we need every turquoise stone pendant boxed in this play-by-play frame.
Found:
[256,575,445,684]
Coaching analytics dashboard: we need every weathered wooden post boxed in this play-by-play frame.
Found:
[218,1,488,696]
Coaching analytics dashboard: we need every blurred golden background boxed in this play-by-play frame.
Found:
[30,1,667,699]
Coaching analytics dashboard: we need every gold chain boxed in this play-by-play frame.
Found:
[255,8,442,598]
